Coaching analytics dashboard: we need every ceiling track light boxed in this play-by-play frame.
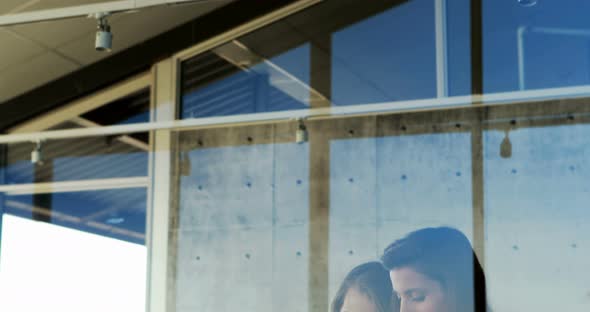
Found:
[295,118,308,144]
[0,1,223,52]
[0,1,218,27]
[92,12,112,52]
[30,140,44,165]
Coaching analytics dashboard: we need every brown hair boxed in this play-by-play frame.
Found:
[381,227,488,312]
[331,261,397,312]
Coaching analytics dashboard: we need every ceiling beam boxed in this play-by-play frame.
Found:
[70,116,150,151]
[0,0,221,26]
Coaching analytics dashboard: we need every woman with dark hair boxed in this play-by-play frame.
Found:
[381,227,487,312]
[332,261,399,312]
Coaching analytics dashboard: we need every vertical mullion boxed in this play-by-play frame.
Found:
[147,57,178,312]
[435,0,449,98]
[308,33,332,312]
[471,0,483,96]
[470,0,485,267]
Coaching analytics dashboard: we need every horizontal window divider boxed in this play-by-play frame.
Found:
[2,85,590,144]
[0,176,148,195]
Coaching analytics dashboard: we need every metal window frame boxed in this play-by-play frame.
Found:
[146,58,177,312]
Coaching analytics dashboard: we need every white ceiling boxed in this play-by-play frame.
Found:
[0,0,234,103]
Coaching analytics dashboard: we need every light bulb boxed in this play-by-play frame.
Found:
[295,118,308,144]
[518,0,538,7]
[500,131,512,159]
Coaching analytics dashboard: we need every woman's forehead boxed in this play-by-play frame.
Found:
[389,267,439,293]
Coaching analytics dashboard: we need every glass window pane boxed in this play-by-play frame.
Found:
[170,99,590,312]
[173,124,309,311]
[331,0,436,105]
[447,0,471,96]
[1,88,150,184]
[170,113,480,312]
[484,1,590,92]
[180,0,438,118]
[2,132,148,184]
[0,188,147,311]
[483,104,590,311]
[327,116,473,300]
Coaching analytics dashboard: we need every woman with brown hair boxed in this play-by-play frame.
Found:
[381,227,488,312]
[332,261,399,312]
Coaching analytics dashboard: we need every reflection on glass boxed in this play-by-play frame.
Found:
[173,105,590,312]
[382,227,487,312]
[1,88,150,184]
[3,189,146,244]
[331,0,436,105]
[329,130,473,301]
[332,261,396,312]
[181,44,311,118]
[176,0,590,119]
[2,133,148,184]
[446,0,471,96]
[484,1,590,92]
[484,122,590,312]
[180,0,439,118]
[174,130,309,311]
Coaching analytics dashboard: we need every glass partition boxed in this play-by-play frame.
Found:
[3,134,148,184]
[0,133,149,311]
[2,88,150,184]
[171,123,310,311]
[5,2,590,312]
[482,101,590,311]
[0,105,150,311]
[180,0,445,118]
[180,0,590,121]
[484,0,590,92]
[169,97,590,312]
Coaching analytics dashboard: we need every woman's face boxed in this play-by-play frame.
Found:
[340,287,379,312]
[390,267,450,312]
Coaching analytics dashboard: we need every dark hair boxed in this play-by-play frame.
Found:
[331,261,396,312]
[381,227,487,312]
